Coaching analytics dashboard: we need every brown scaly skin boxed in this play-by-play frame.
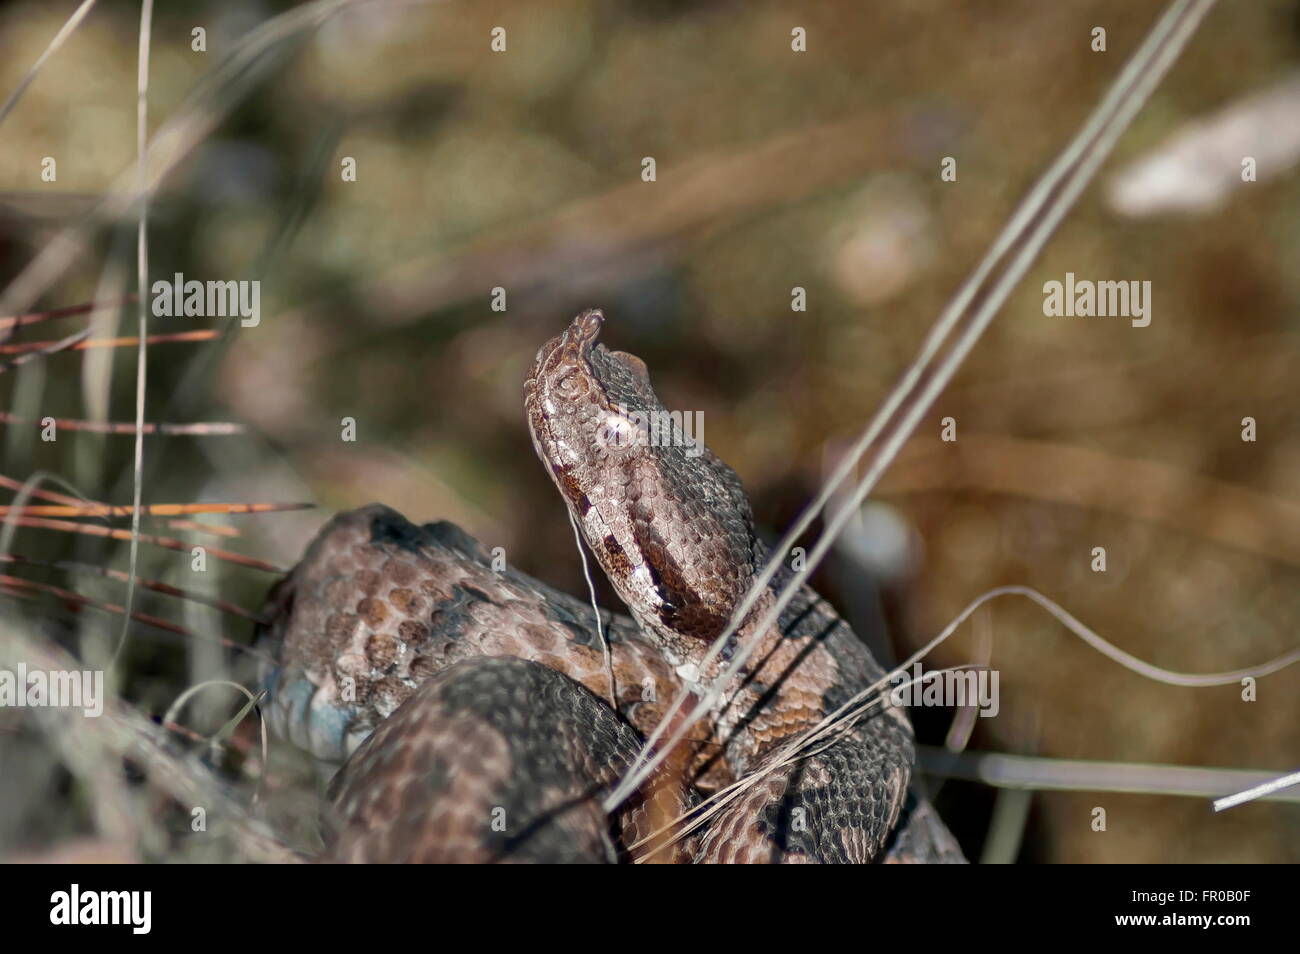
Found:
[260,507,700,863]
[525,309,929,862]
[259,310,965,863]
[324,656,699,863]
[259,506,680,763]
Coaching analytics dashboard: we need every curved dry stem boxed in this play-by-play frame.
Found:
[630,573,1300,859]
[630,666,978,861]
[1214,769,1300,811]
[0,622,299,862]
[922,748,1300,807]
[164,680,271,804]
[0,551,265,623]
[0,0,99,131]
[569,509,617,709]
[0,470,101,558]
[605,0,1220,813]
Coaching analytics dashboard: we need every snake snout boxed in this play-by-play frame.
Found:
[528,309,606,387]
[572,307,604,341]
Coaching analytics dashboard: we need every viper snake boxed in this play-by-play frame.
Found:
[257,310,965,863]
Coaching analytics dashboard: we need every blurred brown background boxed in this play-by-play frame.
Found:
[1,0,1297,862]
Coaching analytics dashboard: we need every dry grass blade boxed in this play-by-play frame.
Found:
[0,472,104,509]
[164,681,270,803]
[0,297,137,346]
[0,501,311,519]
[0,0,380,325]
[629,670,958,861]
[0,625,299,863]
[0,328,90,373]
[164,518,239,539]
[0,0,99,131]
[568,509,616,709]
[1214,770,1300,811]
[4,515,284,572]
[0,573,265,659]
[0,329,220,355]
[0,551,265,623]
[605,0,1222,812]
[0,472,106,564]
[921,748,1300,806]
[116,0,156,672]
[630,564,1300,859]
[979,788,1034,865]
[0,411,241,435]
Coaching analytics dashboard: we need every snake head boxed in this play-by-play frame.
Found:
[525,310,760,659]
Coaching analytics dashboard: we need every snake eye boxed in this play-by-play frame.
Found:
[555,370,588,397]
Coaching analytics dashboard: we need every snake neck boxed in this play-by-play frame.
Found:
[525,311,907,782]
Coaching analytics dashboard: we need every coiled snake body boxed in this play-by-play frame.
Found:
[258,310,965,863]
